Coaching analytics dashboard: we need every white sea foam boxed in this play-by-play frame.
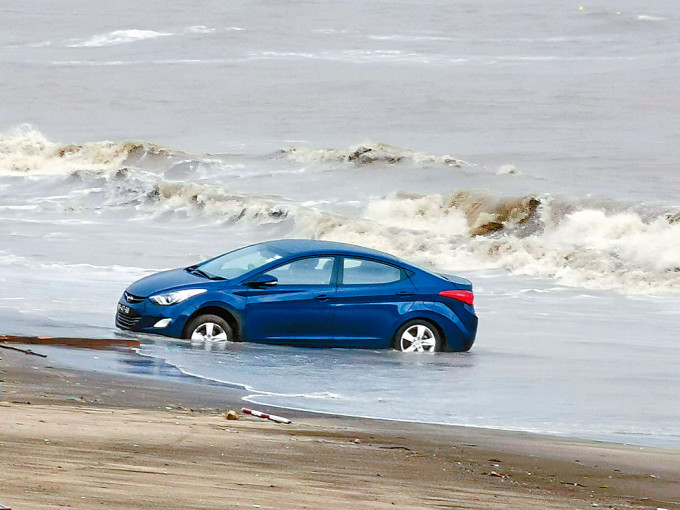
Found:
[0,248,152,281]
[368,34,453,42]
[185,26,216,34]
[0,125,167,176]
[496,164,521,175]
[3,129,679,293]
[365,193,469,233]
[0,204,39,210]
[250,49,436,64]
[130,180,293,226]
[311,28,351,35]
[281,142,467,167]
[248,391,345,400]
[636,14,667,22]
[67,29,172,48]
[51,60,133,67]
[300,192,680,293]
[0,250,30,266]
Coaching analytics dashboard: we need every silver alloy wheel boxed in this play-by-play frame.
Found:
[400,324,437,353]
[190,322,229,343]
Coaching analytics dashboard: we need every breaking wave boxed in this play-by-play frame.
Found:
[142,181,291,224]
[0,125,172,176]
[280,142,468,167]
[1,128,470,177]
[304,192,680,293]
[3,127,680,293]
[98,173,680,293]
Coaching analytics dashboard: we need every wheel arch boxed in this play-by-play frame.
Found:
[392,316,447,351]
[182,306,241,340]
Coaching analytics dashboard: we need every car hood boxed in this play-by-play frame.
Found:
[126,268,211,297]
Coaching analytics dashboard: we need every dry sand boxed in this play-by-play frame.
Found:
[1,346,678,510]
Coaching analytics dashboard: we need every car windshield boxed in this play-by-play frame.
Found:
[196,244,284,280]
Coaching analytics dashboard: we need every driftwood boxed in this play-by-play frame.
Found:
[0,343,47,358]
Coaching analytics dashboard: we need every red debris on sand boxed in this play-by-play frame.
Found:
[241,408,292,424]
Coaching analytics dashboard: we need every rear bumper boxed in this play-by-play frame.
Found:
[442,311,477,351]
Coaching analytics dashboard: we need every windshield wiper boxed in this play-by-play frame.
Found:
[185,266,226,280]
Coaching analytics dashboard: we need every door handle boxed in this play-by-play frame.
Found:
[316,294,330,301]
[396,291,413,297]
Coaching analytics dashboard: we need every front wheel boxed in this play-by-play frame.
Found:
[184,314,233,344]
[394,320,441,353]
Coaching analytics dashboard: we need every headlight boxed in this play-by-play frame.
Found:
[150,288,206,306]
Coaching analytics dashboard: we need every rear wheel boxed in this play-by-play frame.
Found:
[185,314,233,344]
[395,320,441,353]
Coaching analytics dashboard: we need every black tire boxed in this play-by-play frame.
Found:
[394,319,442,353]
[184,314,233,342]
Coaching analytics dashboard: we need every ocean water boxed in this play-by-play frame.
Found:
[1,0,679,447]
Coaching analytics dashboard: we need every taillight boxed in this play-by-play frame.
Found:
[439,290,474,305]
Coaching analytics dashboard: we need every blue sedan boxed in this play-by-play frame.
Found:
[116,239,478,352]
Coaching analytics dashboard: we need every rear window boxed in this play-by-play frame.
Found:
[342,258,404,285]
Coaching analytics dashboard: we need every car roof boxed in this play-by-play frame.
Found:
[262,239,400,262]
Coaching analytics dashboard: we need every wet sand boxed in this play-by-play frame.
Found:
[1,346,678,510]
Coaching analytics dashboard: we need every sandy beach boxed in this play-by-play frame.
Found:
[1,346,678,510]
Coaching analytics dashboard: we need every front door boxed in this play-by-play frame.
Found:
[243,256,336,346]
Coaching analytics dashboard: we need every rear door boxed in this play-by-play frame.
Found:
[332,257,416,348]
[243,256,337,346]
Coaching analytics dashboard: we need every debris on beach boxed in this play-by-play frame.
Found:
[560,480,586,487]
[225,410,239,420]
[0,343,47,358]
[0,335,139,349]
[241,408,291,424]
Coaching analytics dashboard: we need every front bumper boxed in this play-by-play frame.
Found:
[115,309,170,332]
[115,296,188,338]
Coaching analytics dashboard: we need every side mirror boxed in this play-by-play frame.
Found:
[246,274,278,288]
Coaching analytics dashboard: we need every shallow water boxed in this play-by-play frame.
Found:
[1,0,679,447]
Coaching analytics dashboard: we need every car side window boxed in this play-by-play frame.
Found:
[264,257,334,285]
[342,258,404,285]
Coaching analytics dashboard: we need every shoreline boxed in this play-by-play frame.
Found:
[6,336,678,451]
[2,345,679,509]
